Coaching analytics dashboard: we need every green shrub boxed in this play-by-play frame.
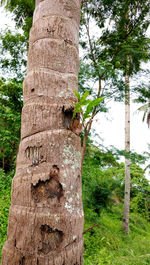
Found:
[0,169,12,261]
[130,192,150,220]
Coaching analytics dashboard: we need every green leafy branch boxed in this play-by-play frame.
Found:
[73,90,104,126]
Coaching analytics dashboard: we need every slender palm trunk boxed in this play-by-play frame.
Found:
[1,0,83,264]
[122,70,130,233]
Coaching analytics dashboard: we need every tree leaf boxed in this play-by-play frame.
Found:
[74,90,80,100]
[80,90,90,104]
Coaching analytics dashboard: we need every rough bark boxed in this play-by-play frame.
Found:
[122,71,130,233]
[1,0,84,264]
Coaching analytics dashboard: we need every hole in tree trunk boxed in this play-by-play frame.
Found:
[38,225,63,254]
[31,88,35,92]
[62,105,74,130]
[31,166,63,203]
[62,106,81,135]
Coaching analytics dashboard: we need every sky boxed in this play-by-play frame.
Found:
[0,6,149,178]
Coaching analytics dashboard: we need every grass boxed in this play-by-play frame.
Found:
[84,205,150,265]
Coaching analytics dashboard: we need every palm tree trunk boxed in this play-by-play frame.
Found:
[122,70,130,233]
[1,0,83,264]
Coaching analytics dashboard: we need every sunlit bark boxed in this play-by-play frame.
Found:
[1,0,83,264]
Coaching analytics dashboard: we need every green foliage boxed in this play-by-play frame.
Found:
[84,205,150,265]
[80,0,150,109]
[97,0,150,76]
[0,169,12,260]
[82,144,150,220]
[134,83,150,104]
[73,90,104,122]
[138,103,150,121]
[78,61,98,94]
[84,97,104,120]
[0,78,22,171]
[1,0,34,39]
[0,29,27,79]
[130,193,150,220]
[137,102,150,126]
[83,145,121,215]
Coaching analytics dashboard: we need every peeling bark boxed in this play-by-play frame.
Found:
[31,168,63,204]
[1,0,83,264]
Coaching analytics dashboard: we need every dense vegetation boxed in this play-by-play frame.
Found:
[82,145,150,264]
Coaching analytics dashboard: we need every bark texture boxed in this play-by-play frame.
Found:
[1,0,84,264]
[122,72,130,233]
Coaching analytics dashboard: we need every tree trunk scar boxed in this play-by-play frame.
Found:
[47,29,55,35]
[62,106,82,135]
[31,165,63,203]
[38,225,63,254]
[25,146,42,166]
[64,39,73,45]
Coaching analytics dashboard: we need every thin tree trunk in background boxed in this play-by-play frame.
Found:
[1,0,83,264]
[81,118,93,170]
[81,132,88,169]
[81,79,102,170]
[122,69,130,233]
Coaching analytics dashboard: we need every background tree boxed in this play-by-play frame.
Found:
[87,0,150,233]
[0,78,22,171]
[77,0,126,167]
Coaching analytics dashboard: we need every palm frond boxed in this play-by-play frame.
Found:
[137,103,149,112]
[137,102,150,127]
[0,0,9,5]
[147,111,150,128]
